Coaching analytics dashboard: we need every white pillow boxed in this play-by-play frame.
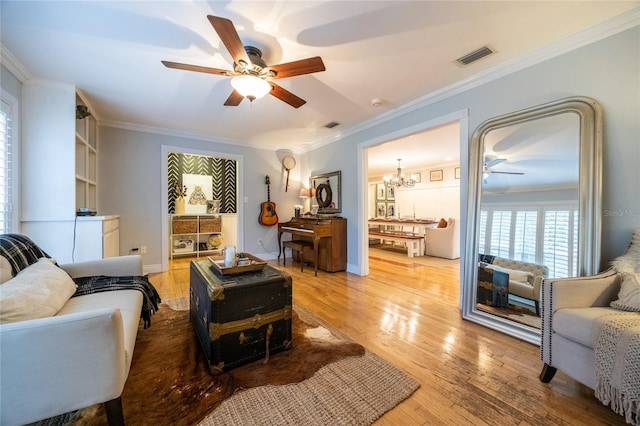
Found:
[485,264,533,284]
[610,272,640,312]
[0,258,77,323]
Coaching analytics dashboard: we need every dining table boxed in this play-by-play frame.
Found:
[368,218,438,238]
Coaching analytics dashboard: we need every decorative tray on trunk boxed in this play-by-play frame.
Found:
[208,254,267,276]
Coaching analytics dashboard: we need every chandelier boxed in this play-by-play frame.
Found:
[384,159,415,188]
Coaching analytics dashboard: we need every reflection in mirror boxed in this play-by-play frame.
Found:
[463,97,602,345]
[310,171,342,214]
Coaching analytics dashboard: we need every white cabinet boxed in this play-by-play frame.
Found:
[170,215,223,259]
[74,216,120,261]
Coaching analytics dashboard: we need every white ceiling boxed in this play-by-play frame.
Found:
[1,1,637,175]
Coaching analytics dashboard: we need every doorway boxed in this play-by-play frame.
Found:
[357,110,469,279]
[160,145,244,272]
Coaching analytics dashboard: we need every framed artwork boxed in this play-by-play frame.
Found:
[376,202,387,217]
[455,167,461,179]
[386,185,396,201]
[376,183,386,200]
[183,174,212,214]
[386,203,396,217]
[430,169,443,182]
[410,172,422,183]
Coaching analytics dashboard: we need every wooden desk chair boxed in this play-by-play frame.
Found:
[283,240,315,274]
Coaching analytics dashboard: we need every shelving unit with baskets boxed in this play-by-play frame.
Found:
[170,214,223,258]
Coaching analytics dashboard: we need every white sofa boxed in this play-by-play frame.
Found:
[0,252,145,426]
[540,228,640,394]
[539,268,622,389]
[424,217,460,259]
[482,257,549,314]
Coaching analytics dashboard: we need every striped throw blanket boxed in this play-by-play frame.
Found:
[73,275,162,328]
[593,312,640,425]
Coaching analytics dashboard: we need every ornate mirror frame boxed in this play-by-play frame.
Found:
[462,97,603,344]
[310,170,342,214]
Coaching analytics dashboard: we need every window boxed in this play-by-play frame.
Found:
[513,210,538,263]
[0,93,17,234]
[479,203,578,278]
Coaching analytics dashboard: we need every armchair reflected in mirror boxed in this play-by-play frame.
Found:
[463,97,602,345]
[309,171,342,215]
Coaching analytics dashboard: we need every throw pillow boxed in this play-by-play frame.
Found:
[610,228,640,273]
[0,258,77,324]
[437,218,448,228]
[610,272,640,312]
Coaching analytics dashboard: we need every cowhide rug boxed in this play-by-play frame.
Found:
[65,303,364,426]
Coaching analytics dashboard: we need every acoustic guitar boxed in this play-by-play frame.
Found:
[259,175,279,226]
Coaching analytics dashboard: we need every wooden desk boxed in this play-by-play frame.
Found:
[278,216,347,274]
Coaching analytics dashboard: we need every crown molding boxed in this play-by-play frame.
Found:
[304,7,640,154]
[100,119,281,153]
[0,44,32,82]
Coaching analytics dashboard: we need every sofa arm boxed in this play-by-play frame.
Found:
[60,254,142,278]
[542,269,621,312]
[0,309,127,425]
[540,269,621,365]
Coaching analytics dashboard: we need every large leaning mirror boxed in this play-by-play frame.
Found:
[310,171,342,214]
[463,97,602,345]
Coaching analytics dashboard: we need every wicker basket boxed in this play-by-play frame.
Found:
[200,217,221,233]
[172,217,197,234]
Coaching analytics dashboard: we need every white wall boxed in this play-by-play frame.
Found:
[98,126,304,270]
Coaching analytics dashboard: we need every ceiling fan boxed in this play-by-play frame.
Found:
[161,15,325,108]
[483,158,524,183]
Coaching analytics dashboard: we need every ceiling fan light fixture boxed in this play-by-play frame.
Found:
[230,75,271,101]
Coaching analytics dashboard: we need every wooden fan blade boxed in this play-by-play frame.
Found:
[269,82,306,108]
[224,90,244,106]
[161,60,230,76]
[207,15,251,67]
[268,57,326,79]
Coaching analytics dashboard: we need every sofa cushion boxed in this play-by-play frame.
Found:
[610,272,640,312]
[553,307,620,347]
[0,258,77,324]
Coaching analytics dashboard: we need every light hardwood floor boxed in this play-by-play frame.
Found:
[149,256,625,425]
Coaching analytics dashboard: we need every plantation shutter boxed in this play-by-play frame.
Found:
[0,99,13,234]
[514,210,538,263]
[490,210,511,258]
[543,209,574,278]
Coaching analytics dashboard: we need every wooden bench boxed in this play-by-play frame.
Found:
[282,240,315,274]
[368,231,425,257]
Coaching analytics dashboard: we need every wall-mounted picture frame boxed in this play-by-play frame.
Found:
[430,169,443,182]
[376,183,386,200]
[455,167,461,179]
[386,203,396,217]
[376,202,387,217]
[410,172,422,183]
[386,185,396,201]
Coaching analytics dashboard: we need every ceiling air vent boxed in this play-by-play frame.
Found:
[323,121,340,129]
[456,46,494,66]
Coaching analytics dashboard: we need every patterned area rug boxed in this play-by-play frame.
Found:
[40,299,418,425]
